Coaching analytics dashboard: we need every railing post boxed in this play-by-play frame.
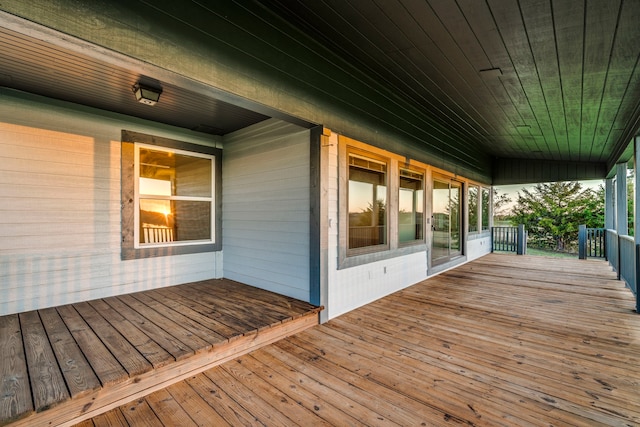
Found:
[517,224,526,255]
[578,224,587,259]
[490,227,494,253]
[617,234,622,280]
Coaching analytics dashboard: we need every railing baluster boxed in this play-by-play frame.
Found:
[491,226,524,254]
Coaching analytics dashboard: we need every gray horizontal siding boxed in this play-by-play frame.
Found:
[0,90,222,315]
[222,119,311,302]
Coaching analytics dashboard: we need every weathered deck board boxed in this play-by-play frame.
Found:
[56,305,128,387]
[38,308,100,399]
[0,315,32,423]
[0,279,321,427]
[73,302,153,378]
[86,299,173,369]
[86,254,640,427]
[19,311,70,412]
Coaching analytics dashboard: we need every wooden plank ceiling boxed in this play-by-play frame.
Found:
[260,0,640,169]
[1,1,640,181]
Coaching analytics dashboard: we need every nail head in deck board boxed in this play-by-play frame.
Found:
[38,308,100,399]
[0,314,33,422]
[56,305,128,387]
[18,310,70,412]
[87,299,173,370]
[72,302,153,378]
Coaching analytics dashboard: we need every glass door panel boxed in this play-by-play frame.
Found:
[431,177,462,265]
[450,181,461,255]
[432,179,450,263]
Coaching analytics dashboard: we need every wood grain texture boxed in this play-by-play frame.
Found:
[56,305,128,388]
[85,254,639,426]
[19,311,70,412]
[1,279,320,426]
[38,308,100,399]
[0,314,32,423]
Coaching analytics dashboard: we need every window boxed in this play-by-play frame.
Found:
[399,168,424,243]
[136,145,214,247]
[121,130,221,260]
[481,187,490,231]
[468,185,479,233]
[348,152,388,251]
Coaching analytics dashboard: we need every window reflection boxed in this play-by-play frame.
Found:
[482,188,490,230]
[138,147,213,245]
[399,168,424,243]
[348,154,387,249]
[469,186,479,233]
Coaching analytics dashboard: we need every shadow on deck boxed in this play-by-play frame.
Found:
[0,279,322,426]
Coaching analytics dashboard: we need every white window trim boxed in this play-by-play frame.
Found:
[134,142,216,249]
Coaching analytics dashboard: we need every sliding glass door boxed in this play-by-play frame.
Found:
[432,177,462,265]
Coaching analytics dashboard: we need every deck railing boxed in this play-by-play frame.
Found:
[619,235,636,295]
[605,229,618,272]
[603,229,639,312]
[491,225,526,255]
[578,226,606,259]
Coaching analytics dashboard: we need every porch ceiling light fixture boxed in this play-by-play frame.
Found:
[132,83,162,106]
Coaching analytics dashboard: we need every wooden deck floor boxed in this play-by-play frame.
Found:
[77,254,640,426]
[0,279,321,427]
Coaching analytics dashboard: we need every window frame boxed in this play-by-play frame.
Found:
[481,187,490,231]
[134,143,216,249]
[398,166,426,246]
[338,136,427,269]
[346,147,390,256]
[121,130,222,260]
[468,184,480,234]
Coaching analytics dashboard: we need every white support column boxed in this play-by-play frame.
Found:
[616,163,628,236]
[605,178,615,229]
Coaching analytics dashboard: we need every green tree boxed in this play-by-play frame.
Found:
[492,189,512,221]
[510,182,604,252]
